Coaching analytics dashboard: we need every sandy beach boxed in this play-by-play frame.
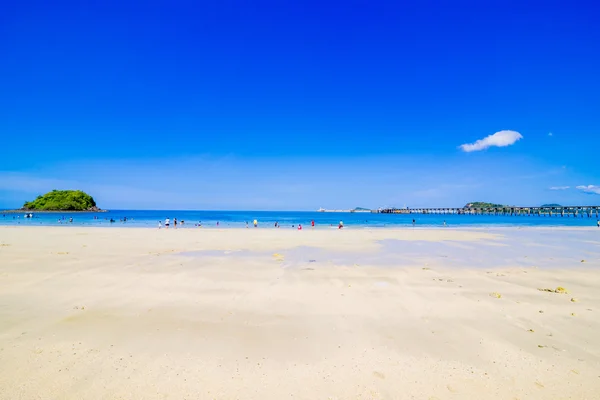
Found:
[1,226,599,399]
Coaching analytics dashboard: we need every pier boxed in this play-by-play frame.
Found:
[379,206,600,217]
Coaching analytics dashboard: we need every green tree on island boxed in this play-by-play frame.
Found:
[23,190,98,211]
[465,202,508,209]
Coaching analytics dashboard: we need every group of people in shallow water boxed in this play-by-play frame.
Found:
[151,217,600,229]
[158,218,186,229]
[53,216,74,224]
[156,219,347,230]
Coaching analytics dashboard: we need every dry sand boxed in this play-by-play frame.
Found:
[1,226,599,399]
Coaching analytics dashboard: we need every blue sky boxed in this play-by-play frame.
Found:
[1,0,599,210]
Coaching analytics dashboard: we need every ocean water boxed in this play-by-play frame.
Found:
[2,210,599,228]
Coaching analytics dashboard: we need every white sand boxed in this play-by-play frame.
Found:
[1,226,599,399]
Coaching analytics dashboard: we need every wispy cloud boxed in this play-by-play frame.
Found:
[548,132,553,137]
[549,186,570,190]
[459,130,523,152]
[576,185,600,195]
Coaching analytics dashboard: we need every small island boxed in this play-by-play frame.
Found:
[21,190,102,212]
[466,202,563,209]
[464,202,508,209]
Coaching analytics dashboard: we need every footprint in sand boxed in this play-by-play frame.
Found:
[372,371,385,379]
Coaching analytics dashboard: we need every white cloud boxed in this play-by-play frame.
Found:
[459,130,523,152]
[549,186,570,190]
[548,132,553,137]
[576,185,600,195]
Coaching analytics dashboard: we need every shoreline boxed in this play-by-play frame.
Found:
[1,224,599,231]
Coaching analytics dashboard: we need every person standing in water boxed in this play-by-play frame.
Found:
[338,220,344,229]
[253,219,258,227]
[165,218,170,229]
[158,220,162,229]
[412,219,416,226]
[173,218,178,229]
[443,220,446,227]
[597,219,600,228]
[311,220,315,229]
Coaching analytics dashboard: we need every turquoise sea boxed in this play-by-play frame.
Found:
[2,210,599,228]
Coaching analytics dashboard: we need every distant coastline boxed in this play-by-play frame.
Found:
[318,207,379,213]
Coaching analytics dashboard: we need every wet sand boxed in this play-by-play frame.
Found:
[1,226,599,399]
